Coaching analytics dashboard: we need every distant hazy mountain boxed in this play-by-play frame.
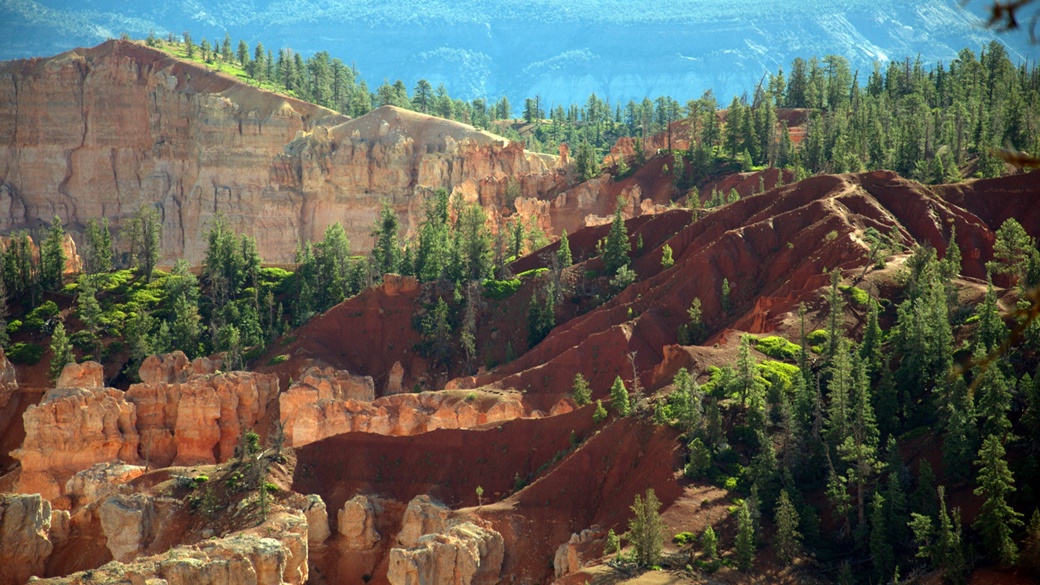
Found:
[1,0,1034,109]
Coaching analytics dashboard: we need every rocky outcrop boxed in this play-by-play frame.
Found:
[280,388,525,448]
[338,494,383,550]
[553,528,605,579]
[0,493,55,585]
[65,462,147,509]
[388,522,504,585]
[36,510,310,585]
[55,361,104,389]
[302,494,331,545]
[0,346,16,389]
[99,493,155,563]
[127,370,278,467]
[13,387,139,502]
[138,351,220,384]
[0,41,569,264]
[397,495,449,549]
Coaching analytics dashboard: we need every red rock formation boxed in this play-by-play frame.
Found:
[13,387,139,503]
[126,370,278,468]
[0,493,57,585]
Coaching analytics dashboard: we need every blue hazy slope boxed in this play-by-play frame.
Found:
[0,0,1034,107]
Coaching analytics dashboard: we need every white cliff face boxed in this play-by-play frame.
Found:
[388,522,504,585]
[0,493,56,585]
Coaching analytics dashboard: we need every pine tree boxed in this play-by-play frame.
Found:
[572,373,592,406]
[974,434,1024,566]
[40,216,66,291]
[988,218,1033,284]
[735,499,756,571]
[977,276,1009,352]
[974,345,1014,442]
[556,230,572,267]
[774,490,802,565]
[826,270,845,360]
[882,437,909,547]
[913,459,939,518]
[660,244,674,268]
[609,375,630,416]
[83,218,113,274]
[1022,509,1040,575]
[870,492,895,581]
[603,202,631,276]
[942,377,978,481]
[371,200,402,277]
[48,322,73,383]
[592,399,608,424]
[721,278,731,313]
[76,275,103,360]
[628,488,665,567]
[936,487,967,585]
[701,525,718,560]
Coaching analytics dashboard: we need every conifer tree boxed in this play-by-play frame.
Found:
[556,230,572,267]
[942,377,978,481]
[977,276,1009,352]
[83,218,113,275]
[701,525,718,560]
[48,322,73,383]
[882,437,909,546]
[592,399,608,424]
[870,492,895,581]
[609,375,630,416]
[628,488,665,567]
[913,459,939,518]
[76,275,103,360]
[572,373,591,406]
[40,216,66,291]
[1022,509,1040,575]
[603,202,631,276]
[371,200,402,277]
[974,346,1014,442]
[774,490,802,565]
[735,499,756,571]
[826,270,845,360]
[974,434,1024,566]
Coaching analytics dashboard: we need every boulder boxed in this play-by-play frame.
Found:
[65,462,147,508]
[302,494,331,545]
[388,522,504,585]
[99,493,155,562]
[337,495,382,550]
[0,493,54,585]
[55,360,104,389]
[553,528,605,579]
[397,495,449,548]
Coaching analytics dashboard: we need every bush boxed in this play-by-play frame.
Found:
[757,360,800,393]
[805,329,828,353]
[750,336,801,361]
[268,354,289,365]
[8,342,44,365]
[6,320,22,335]
[839,284,869,306]
[482,278,521,300]
[673,532,697,546]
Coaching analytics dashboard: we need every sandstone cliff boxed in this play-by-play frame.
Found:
[0,493,57,585]
[0,41,568,264]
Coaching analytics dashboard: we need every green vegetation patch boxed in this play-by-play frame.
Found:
[750,336,801,361]
[757,360,801,393]
[805,329,828,353]
[483,278,522,300]
[8,342,45,365]
[839,284,870,306]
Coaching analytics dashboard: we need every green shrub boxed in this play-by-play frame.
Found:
[750,336,801,361]
[193,475,209,484]
[805,329,828,353]
[6,319,22,335]
[964,315,980,325]
[516,267,549,279]
[482,278,521,300]
[70,330,95,352]
[268,354,289,365]
[8,342,44,365]
[757,360,800,393]
[673,531,697,546]
[262,482,279,493]
[839,284,870,306]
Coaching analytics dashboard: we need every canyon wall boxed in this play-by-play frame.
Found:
[0,40,569,264]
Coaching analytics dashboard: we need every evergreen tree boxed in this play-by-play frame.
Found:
[416,189,451,282]
[628,488,665,567]
[40,216,66,291]
[603,202,631,276]
[974,434,1024,566]
[974,345,1014,442]
[988,218,1033,284]
[721,278,731,314]
[942,377,978,481]
[592,399,608,423]
[610,375,630,416]
[1022,509,1040,576]
[557,230,572,267]
[977,276,1009,351]
[870,492,895,581]
[83,218,113,274]
[826,271,845,360]
[572,373,592,406]
[774,490,802,565]
[48,322,73,383]
[76,275,103,359]
[701,525,718,560]
[735,499,756,571]
[371,200,402,276]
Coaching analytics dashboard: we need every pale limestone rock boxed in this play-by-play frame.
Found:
[386,360,405,395]
[100,493,155,562]
[65,462,147,508]
[302,494,331,545]
[337,495,382,550]
[55,361,104,389]
[0,346,16,388]
[49,509,70,545]
[388,522,504,585]
[0,494,54,585]
[553,528,603,579]
[397,495,448,548]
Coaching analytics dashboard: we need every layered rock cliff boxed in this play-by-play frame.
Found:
[0,40,568,264]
